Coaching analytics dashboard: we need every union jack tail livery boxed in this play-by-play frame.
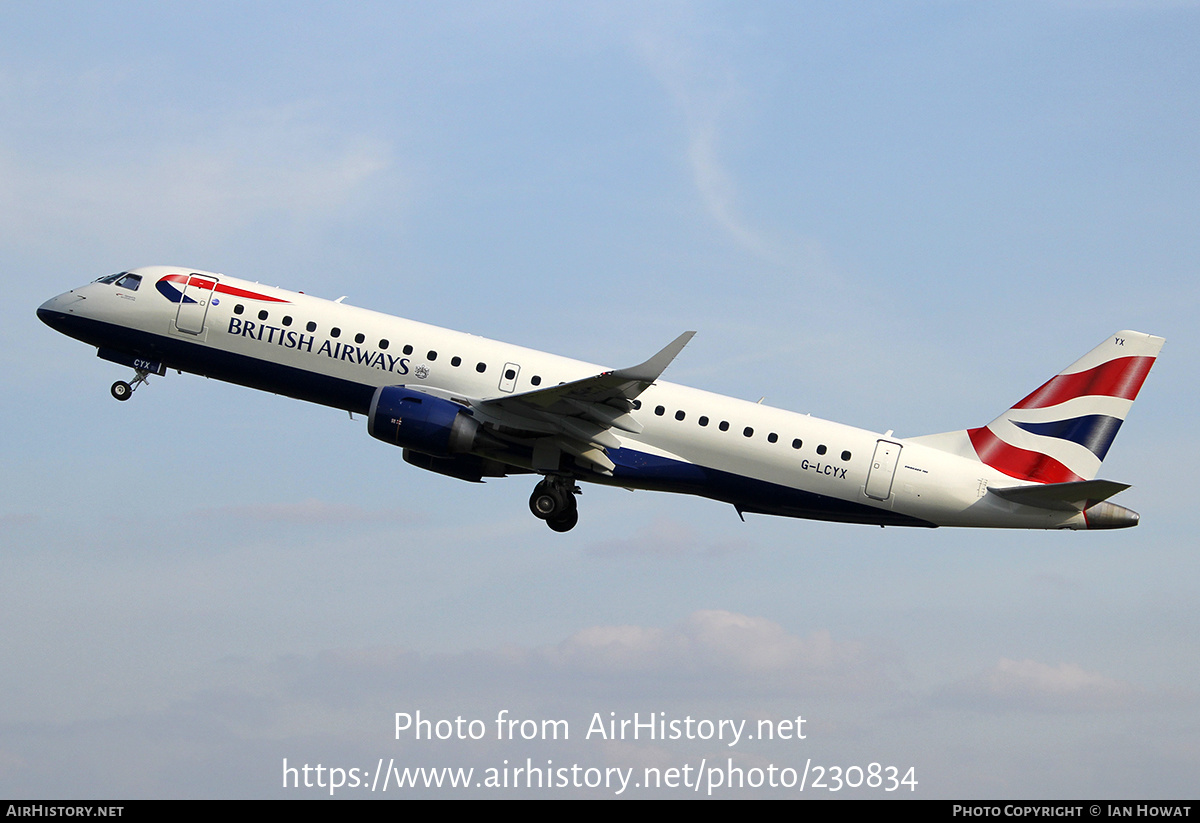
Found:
[967,331,1163,484]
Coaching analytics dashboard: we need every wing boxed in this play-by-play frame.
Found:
[473,331,695,475]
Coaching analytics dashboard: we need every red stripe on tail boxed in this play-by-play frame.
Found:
[967,427,1084,484]
[1012,356,1155,410]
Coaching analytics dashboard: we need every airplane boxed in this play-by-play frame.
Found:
[38,266,1163,532]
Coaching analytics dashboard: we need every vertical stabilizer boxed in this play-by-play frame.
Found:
[964,330,1163,482]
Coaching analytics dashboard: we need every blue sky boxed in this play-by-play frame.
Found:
[3,1,1198,797]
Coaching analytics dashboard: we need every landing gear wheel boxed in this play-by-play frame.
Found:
[546,508,579,532]
[529,482,567,520]
[529,478,580,527]
[110,366,153,401]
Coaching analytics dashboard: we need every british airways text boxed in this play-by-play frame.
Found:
[228,318,411,375]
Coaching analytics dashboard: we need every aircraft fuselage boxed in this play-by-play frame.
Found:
[39,266,1159,532]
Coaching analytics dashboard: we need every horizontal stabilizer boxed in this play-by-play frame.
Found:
[988,479,1130,512]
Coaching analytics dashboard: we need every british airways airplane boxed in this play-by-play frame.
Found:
[38,266,1163,533]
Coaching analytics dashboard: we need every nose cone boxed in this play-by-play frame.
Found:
[38,292,85,335]
[38,294,68,331]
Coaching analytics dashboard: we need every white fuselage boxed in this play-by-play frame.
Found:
[38,266,1095,530]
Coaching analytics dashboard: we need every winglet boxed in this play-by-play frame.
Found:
[612,331,695,384]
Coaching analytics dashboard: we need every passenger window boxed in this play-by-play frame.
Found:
[841,450,851,461]
[767,432,778,443]
[531,376,542,386]
[816,445,827,455]
[655,406,665,416]
[632,399,641,410]
[792,438,802,449]
[504,368,516,380]
[306,321,316,332]
[258,310,269,321]
[234,304,245,315]
[403,345,413,355]
[380,339,389,349]
[476,362,486,373]
[698,416,709,427]
[719,421,730,432]
[282,316,293,326]
[451,356,461,367]
[428,351,438,361]
[675,410,685,421]
[331,327,341,338]
[354,333,365,344]
[743,427,754,438]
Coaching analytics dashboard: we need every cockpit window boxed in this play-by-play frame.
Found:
[114,273,141,291]
[96,272,126,284]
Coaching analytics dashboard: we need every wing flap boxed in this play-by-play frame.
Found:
[561,398,643,434]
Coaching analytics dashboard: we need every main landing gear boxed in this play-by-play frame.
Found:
[110,367,153,401]
[529,477,580,532]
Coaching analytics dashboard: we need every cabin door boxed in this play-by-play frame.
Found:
[865,440,902,501]
[175,274,218,335]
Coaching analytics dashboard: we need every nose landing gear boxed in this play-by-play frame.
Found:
[529,477,581,532]
[110,367,153,401]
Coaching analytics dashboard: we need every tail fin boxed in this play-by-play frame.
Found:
[914,330,1164,483]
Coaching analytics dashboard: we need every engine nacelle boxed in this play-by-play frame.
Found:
[402,449,510,483]
[367,386,480,457]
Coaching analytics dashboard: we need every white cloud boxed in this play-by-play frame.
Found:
[633,27,775,261]
[0,104,392,252]
[629,20,842,284]
[546,611,873,693]
[275,609,887,701]
[940,658,1138,713]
